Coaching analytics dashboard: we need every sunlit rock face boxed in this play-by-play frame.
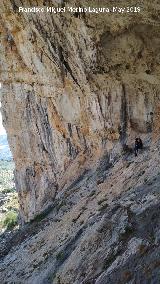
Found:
[1,0,160,222]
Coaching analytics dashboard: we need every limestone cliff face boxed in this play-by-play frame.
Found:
[1,0,160,222]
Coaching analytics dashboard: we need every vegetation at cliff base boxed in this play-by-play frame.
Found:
[0,160,18,232]
[2,210,18,229]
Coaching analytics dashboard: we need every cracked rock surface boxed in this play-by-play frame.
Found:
[1,0,160,222]
[0,0,160,283]
[0,141,160,283]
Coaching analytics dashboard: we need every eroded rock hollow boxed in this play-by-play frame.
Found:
[1,0,160,224]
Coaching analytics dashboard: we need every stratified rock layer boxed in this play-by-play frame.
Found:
[1,0,160,224]
[1,1,160,283]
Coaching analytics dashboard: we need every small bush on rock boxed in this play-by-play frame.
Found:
[3,210,18,229]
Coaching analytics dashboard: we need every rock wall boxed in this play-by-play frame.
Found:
[1,0,160,222]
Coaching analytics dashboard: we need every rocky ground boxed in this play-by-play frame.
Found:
[0,136,160,284]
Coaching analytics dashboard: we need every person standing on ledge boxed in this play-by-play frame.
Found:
[135,137,143,157]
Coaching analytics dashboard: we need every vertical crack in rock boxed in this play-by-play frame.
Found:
[58,45,81,88]
[120,84,128,146]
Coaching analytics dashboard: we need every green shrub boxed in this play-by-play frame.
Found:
[2,187,15,194]
[32,205,53,223]
[3,211,18,229]
[99,203,109,212]
[56,251,65,262]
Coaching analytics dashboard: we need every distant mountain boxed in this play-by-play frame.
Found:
[0,134,12,161]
